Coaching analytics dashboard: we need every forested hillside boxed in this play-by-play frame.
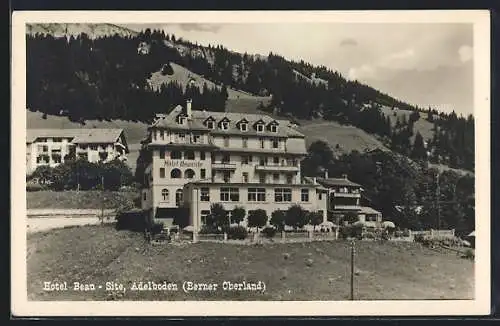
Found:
[26,26,474,171]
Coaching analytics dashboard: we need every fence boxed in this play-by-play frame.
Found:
[409,229,455,239]
[27,208,116,218]
[194,230,339,243]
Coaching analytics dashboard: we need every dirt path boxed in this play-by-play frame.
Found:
[27,216,114,234]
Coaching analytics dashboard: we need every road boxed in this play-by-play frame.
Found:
[27,216,115,234]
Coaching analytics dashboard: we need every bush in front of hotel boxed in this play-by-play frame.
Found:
[247,209,268,232]
[262,226,277,238]
[285,205,309,231]
[270,210,286,232]
[227,226,248,240]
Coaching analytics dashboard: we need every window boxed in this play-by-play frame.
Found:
[242,155,249,165]
[223,136,230,147]
[192,134,201,144]
[38,138,47,143]
[272,139,279,149]
[160,130,165,140]
[259,173,266,184]
[220,187,239,202]
[207,121,214,129]
[275,188,292,202]
[159,150,165,159]
[201,210,211,225]
[221,122,229,130]
[90,145,98,150]
[259,138,265,149]
[171,150,182,159]
[53,137,62,142]
[223,171,231,183]
[161,189,169,201]
[270,125,278,133]
[273,173,280,182]
[301,189,309,202]
[53,155,62,164]
[38,145,48,152]
[171,168,182,178]
[143,192,147,200]
[177,116,186,124]
[179,133,186,142]
[200,187,210,201]
[256,124,264,132]
[185,150,195,160]
[242,172,249,183]
[248,188,266,202]
[259,157,266,166]
[201,169,206,179]
[185,169,195,179]
[175,189,183,206]
[319,193,323,200]
[200,151,205,160]
[160,168,166,178]
[222,154,230,163]
[240,123,248,132]
[152,131,157,140]
[273,156,280,165]
[242,137,248,148]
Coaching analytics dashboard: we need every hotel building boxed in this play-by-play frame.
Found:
[140,100,329,231]
[26,128,129,175]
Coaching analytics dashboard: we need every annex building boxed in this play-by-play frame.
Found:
[26,128,129,175]
[140,100,329,231]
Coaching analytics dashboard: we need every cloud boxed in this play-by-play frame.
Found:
[339,38,358,47]
[458,45,473,62]
[176,23,221,33]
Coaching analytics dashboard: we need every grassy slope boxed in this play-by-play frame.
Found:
[27,225,474,301]
[27,190,139,209]
[379,105,435,142]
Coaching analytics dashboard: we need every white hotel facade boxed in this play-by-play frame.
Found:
[140,100,329,231]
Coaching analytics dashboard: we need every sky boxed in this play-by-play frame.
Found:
[125,23,474,116]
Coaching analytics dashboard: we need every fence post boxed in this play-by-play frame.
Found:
[281,231,286,241]
[431,229,435,237]
[193,231,198,243]
[452,229,455,237]
[224,232,228,242]
[308,230,313,240]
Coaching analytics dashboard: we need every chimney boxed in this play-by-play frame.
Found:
[186,99,192,119]
[324,170,329,179]
[312,177,317,184]
[342,174,348,180]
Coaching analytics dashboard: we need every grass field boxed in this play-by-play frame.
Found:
[27,190,139,210]
[27,225,474,301]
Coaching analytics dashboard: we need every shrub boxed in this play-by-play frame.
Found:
[26,182,46,192]
[231,206,246,225]
[262,226,277,238]
[247,209,268,231]
[285,205,308,230]
[270,210,286,231]
[227,226,248,240]
[115,209,147,232]
[151,222,164,235]
[463,248,475,260]
[199,225,219,234]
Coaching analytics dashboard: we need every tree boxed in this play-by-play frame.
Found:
[270,210,286,232]
[308,211,323,231]
[231,206,246,225]
[247,209,268,232]
[209,203,228,231]
[411,132,428,161]
[285,205,309,231]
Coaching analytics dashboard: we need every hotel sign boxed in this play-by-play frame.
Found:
[164,160,203,168]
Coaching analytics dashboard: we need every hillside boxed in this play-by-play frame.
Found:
[26,23,137,39]
[380,105,435,142]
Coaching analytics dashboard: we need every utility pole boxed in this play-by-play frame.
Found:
[101,175,105,225]
[436,172,440,230]
[350,239,355,301]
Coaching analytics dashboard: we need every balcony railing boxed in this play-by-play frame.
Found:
[332,192,361,198]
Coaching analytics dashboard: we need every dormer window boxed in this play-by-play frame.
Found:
[236,118,249,132]
[256,124,264,132]
[267,120,279,133]
[207,121,214,129]
[177,115,186,125]
[240,123,248,132]
[219,117,230,131]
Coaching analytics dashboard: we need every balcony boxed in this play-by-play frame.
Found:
[332,191,361,198]
[211,162,237,170]
[255,163,299,172]
[333,205,360,211]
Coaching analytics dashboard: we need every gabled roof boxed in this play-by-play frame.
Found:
[358,206,381,215]
[267,119,279,126]
[236,118,249,125]
[316,177,362,188]
[27,128,126,147]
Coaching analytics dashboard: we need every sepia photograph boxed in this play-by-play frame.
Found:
[11,10,490,316]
